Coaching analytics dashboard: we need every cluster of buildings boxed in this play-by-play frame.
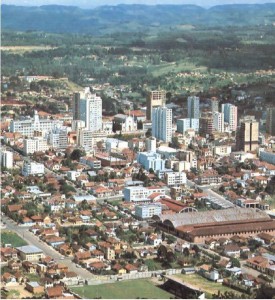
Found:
[1,83,275,298]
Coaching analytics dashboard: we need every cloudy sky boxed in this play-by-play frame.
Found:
[2,0,275,8]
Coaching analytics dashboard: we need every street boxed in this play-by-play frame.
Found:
[1,214,96,280]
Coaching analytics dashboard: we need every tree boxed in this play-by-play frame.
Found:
[183,247,190,257]
[230,257,240,268]
[157,245,167,260]
[70,149,86,161]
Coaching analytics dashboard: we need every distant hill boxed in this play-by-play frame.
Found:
[2,3,275,34]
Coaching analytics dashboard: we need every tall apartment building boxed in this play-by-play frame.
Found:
[237,118,259,152]
[72,92,81,120]
[199,117,214,136]
[152,107,172,143]
[210,97,219,113]
[146,90,166,121]
[1,151,13,169]
[10,110,62,137]
[266,108,275,136]
[187,96,200,119]
[222,103,238,131]
[213,112,224,132]
[73,87,102,132]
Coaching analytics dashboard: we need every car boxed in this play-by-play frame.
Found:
[76,264,81,268]
[60,256,65,260]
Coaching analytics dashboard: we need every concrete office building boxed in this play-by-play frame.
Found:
[210,97,219,113]
[23,138,49,154]
[48,127,68,149]
[1,150,13,169]
[22,161,45,176]
[146,89,166,120]
[200,117,214,136]
[135,204,162,219]
[187,96,200,119]
[222,103,238,131]
[137,152,166,172]
[152,107,172,143]
[213,112,224,132]
[266,108,275,136]
[177,118,199,133]
[10,110,62,137]
[237,117,259,152]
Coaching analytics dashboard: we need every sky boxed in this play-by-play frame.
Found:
[2,0,275,8]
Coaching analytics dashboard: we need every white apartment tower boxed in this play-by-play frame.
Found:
[187,96,200,119]
[152,107,172,143]
[222,103,238,131]
[75,87,102,132]
[213,112,224,132]
[1,151,13,169]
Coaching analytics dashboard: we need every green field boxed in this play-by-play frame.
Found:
[71,279,174,299]
[1,230,28,247]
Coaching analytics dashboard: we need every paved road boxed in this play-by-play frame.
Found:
[2,214,95,280]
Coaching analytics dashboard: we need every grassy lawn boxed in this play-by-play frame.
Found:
[71,279,174,299]
[145,259,163,271]
[25,273,41,282]
[1,230,28,247]
[175,274,243,297]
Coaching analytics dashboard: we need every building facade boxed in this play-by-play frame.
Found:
[177,118,199,134]
[165,172,187,186]
[135,204,162,219]
[152,107,172,143]
[266,107,275,136]
[213,112,224,132]
[23,138,49,154]
[222,103,238,131]
[10,110,62,137]
[48,127,68,150]
[146,90,166,121]
[1,150,13,169]
[237,118,259,152]
[22,161,45,177]
[137,152,166,172]
[74,87,102,132]
[187,96,200,119]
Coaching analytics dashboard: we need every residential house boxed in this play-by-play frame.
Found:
[112,263,127,275]
[125,263,138,274]
[2,272,17,285]
[74,251,91,264]
[223,244,241,258]
[147,234,162,247]
[25,281,44,294]
[22,261,37,274]
[46,285,63,299]
[246,256,275,277]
